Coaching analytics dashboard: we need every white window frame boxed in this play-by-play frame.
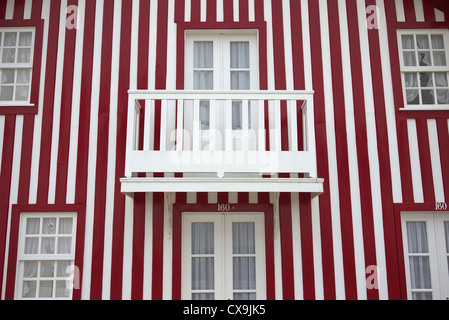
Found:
[397,29,449,110]
[15,212,77,300]
[181,212,266,300]
[0,27,35,107]
[401,212,449,300]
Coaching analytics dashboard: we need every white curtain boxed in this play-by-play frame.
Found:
[232,222,256,300]
[194,41,213,90]
[406,221,432,300]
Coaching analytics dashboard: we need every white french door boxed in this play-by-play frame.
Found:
[401,212,449,300]
[181,212,266,300]
[184,32,259,152]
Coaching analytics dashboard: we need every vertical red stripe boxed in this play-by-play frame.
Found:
[110,0,133,299]
[172,206,182,300]
[206,0,216,22]
[299,193,315,300]
[422,0,436,21]
[403,0,417,22]
[13,0,25,19]
[37,0,62,204]
[436,119,449,202]
[278,194,294,299]
[239,0,249,22]
[0,116,16,296]
[415,118,436,203]
[152,193,165,299]
[327,0,358,299]
[308,0,336,300]
[132,193,146,299]
[89,0,115,299]
[55,0,78,204]
[223,0,233,22]
[365,0,402,299]
[346,0,378,300]
[264,204,275,300]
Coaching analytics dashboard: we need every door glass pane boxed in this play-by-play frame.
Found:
[194,41,213,68]
[192,222,214,254]
[407,222,429,253]
[445,222,449,277]
[233,257,256,290]
[233,222,255,254]
[409,256,432,289]
[192,257,214,290]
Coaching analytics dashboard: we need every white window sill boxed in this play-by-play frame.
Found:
[400,106,449,111]
[0,102,34,107]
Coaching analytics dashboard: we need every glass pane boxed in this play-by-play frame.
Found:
[23,261,38,278]
[232,102,242,130]
[194,41,213,68]
[55,280,70,298]
[407,222,429,253]
[234,293,257,300]
[403,52,416,66]
[192,293,214,300]
[231,42,250,68]
[200,101,210,130]
[409,256,432,289]
[421,90,435,104]
[233,257,256,290]
[59,218,73,234]
[22,281,36,298]
[57,237,72,254]
[406,89,419,105]
[57,261,72,277]
[42,218,56,234]
[0,86,13,101]
[435,73,448,87]
[17,69,30,83]
[24,238,39,254]
[418,51,431,66]
[26,218,40,234]
[41,237,55,254]
[404,73,418,87]
[231,71,250,90]
[420,73,433,87]
[17,48,31,63]
[402,35,415,49]
[431,35,444,49]
[15,85,29,101]
[40,261,55,277]
[416,35,430,49]
[4,32,17,46]
[192,257,214,290]
[433,51,446,66]
[437,89,449,104]
[233,222,255,254]
[19,32,32,46]
[412,292,432,300]
[194,71,213,90]
[39,280,53,298]
[192,222,214,254]
[444,222,449,253]
[2,48,16,63]
[1,69,15,84]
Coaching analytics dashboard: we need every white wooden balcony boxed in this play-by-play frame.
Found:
[121,90,324,194]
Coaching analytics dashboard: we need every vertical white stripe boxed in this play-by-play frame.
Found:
[377,0,403,204]
[122,195,134,299]
[66,0,86,204]
[395,0,406,22]
[282,0,294,91]
[407,119,424,203]
[82,0,104,299]
[0,117,4,176]
[356,0,389,299]
[248,0,255,21]
[5,0,14,18]
[1,116,23,300]
[290,193,303,300]
[318,0,345,300]
[184,0,191,22]
[102,0,122,299]
[413,0,424,21]
[216,0,224,22]
[148,0,158,90]
[163,192,173,299]
[29,0,50,204]
[143,192,153,300]
[200,0,206,22]
[301,0,312,91]
[233,0,239,22]
[338,0,366,300]
[427,119,445,202]
[435,9,445,22]
[48,0,68,204]
[311,195,324,299]
[24,0,32,18]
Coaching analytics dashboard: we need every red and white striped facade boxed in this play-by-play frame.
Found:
[1,0,449,300]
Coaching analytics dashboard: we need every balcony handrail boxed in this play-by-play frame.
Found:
[124,89,317,178]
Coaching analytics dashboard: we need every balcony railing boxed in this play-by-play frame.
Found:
[122,90,323,193]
